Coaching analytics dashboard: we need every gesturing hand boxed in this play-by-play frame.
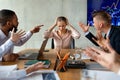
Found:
[30,25,44,33]
[10,28,26,43]
[93,31,109,51]
[2,53,19,62]
[25,62,45,74]
[84,39,120,73]
[78,22,89,32]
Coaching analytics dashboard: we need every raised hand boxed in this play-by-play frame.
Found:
[93,30,109,51]
[83,40,120,73]
[78,22,89,32]
[10,28,26,43]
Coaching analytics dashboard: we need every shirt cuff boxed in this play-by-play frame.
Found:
[85,31,90,36]
[7,39,14,45]
[117,69,120,75]
[16,69,27,79]
[27,31,33,36]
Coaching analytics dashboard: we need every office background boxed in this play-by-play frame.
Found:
[0,0,96,52]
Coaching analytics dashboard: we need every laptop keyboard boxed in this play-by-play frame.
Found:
[19,53,38,60]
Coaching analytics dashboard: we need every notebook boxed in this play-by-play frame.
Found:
[24,60,51,68]
[19,38,48,60]
[81,69,120,80]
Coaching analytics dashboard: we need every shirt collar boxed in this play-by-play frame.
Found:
[106,27,111,37]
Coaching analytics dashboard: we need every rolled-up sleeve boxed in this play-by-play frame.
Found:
[14,31,33,46]
[0,39,14,60]
[43,30,54,39]
[71,27,80,39]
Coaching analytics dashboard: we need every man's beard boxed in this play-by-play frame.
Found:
[9,25,18,33]
[13,26,18,32]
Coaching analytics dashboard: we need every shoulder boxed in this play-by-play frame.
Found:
[111,26,120,30]
[0,29,7,39]
[111,26,120,33]
[110,26,120,38]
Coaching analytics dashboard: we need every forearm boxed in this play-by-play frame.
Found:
[69,24,80,38]
[48,24,56,32]
[0,39,14,58]
[25,62,44,74]
[14,31,32,46]
[85,32,99,46]
[25,66,35,74]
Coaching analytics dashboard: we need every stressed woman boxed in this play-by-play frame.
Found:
[44,16,80,49]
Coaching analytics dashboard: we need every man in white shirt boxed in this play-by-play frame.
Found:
[0,9,43,61]
[0,9,45,80]
[0,61,44,80]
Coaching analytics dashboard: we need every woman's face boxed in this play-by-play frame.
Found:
[57,21,67,31]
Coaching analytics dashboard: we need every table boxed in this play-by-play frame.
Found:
[0,49,90,80]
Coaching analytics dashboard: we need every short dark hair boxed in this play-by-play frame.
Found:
[57,16,68,24]
[0,9,16,26]
[92,10,111,25]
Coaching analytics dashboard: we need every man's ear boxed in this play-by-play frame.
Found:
[6,21,12,26]
[99,22,103,28]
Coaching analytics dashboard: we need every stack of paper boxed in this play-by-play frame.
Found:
[20,70,60,80]
[81,69,120,80]
[0,64,17,72]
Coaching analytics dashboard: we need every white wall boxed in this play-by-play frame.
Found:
[0,0,95,52]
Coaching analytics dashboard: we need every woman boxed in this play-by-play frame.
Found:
[44,16,80,49]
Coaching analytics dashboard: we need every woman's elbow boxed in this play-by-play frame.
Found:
[75,34,81,39]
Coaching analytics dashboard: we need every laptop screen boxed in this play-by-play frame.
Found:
[37,38,48,60]
[19,38,48,60]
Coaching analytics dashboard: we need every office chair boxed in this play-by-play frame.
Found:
[51,38,75,49]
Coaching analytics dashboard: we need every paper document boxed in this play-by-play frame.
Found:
[81,69,120,80]
[0,64,17,72]
[20,70,60,80]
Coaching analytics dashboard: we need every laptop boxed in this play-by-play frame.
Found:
[19,38,48,60]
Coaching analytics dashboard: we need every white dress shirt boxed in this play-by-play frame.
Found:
[0,69,26,80]
[0,29,33,80]
[117,69,120,75]
[0,29,33,61]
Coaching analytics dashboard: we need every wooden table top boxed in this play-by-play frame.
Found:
[0,49,91,80]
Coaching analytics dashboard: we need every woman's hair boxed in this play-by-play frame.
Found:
[57,16,68,24]
[92,10,111,25]
[0,9,16,26]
